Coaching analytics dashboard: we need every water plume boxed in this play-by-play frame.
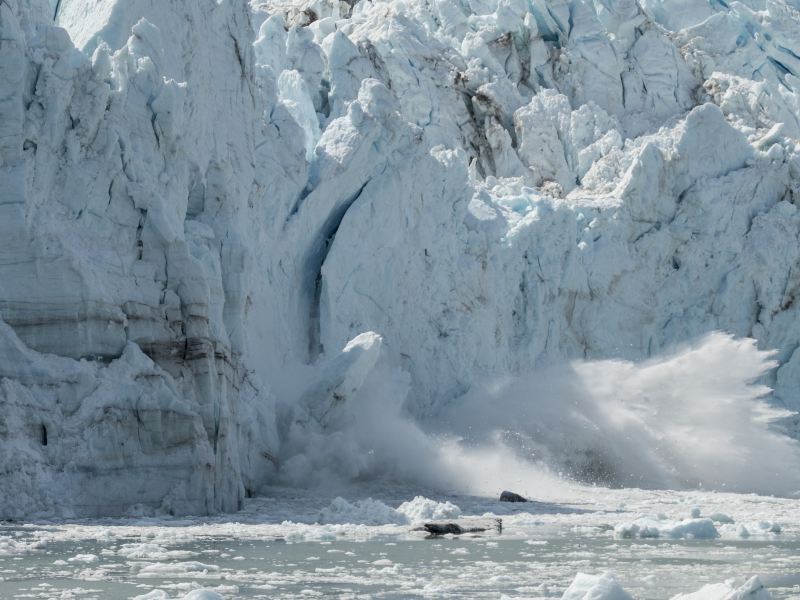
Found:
[273,332,800,498]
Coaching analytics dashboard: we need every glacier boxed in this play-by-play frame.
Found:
[1,0,800,517]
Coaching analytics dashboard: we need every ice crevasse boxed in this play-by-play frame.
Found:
[1,0,800,516]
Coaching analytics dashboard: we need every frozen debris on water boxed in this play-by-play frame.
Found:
[615,516,720,540]
[181,591,226,600]
[708,512,735,524]
[719,520,783,538]
[562,573,773,600]
[317,497,407,525]
[1,486,795,597]
[671,575,774,600]
[317,496,463,526]
[397,496,462,522]
[561,572,634,600]
[132,590,225,600]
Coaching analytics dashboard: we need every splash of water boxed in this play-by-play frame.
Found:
[273,333,800,498]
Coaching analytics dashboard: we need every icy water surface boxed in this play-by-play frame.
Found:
[1,486,799,599]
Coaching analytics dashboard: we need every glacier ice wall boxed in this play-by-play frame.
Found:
[0,0,291,517]
[1,0,800,515]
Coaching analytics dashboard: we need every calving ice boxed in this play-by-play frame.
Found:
[0,0,800,596]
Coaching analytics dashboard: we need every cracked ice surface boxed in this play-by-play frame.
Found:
[1,0,800,517]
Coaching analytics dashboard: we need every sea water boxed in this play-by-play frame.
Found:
[1,487,799,599]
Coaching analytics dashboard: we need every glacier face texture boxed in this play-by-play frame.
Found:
[1,0,800,516]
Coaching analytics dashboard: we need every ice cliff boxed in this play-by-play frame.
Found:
[1,0,800,516]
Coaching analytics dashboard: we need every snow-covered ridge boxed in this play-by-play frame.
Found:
[0,0,799,516]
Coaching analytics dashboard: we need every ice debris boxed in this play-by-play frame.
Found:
[561,572,633,600]
[672,576,773,600]
[615,516,720,540]
[317,496,462,525]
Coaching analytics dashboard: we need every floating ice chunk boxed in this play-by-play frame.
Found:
[561,572,634,600]
[709,512,734,524]
[182,591,225,600]
[396,496,462,524]
[131,592,168,600]
[671,575,773,600]
[737,524,750,539]
[137,561,220,578]
[318,497,406,525]
[0,537,39,557]
[719,520,782,538]
[759,521,781,533]
[118,543,197,560]
[67,554,98,563]
[316,495,461,526]
[615,517,720,540]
